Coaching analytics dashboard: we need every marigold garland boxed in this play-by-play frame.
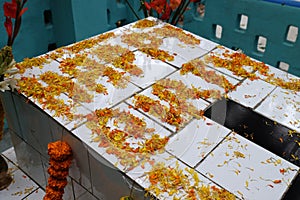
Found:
[44,141,72,200]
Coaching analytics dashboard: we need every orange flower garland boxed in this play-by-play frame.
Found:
[44,141,72,200]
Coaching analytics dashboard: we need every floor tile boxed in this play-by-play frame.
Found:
[73,179,91,199]
[0,169,38,200]
[196,133,299,200]
[77,191,99,200]
[227,79,276,108]
[10,131,47,188]
[2,147,18,166]
[2,157,18,176]
[14,59,62,81]
[166,117,231,168]
[23,188,45,200]
[255,87,300,133]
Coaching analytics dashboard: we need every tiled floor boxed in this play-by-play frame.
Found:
[0,147,46,200]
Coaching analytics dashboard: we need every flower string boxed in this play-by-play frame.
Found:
[44,141,72,200]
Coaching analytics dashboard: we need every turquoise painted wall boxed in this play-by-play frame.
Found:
[0,0,299,76]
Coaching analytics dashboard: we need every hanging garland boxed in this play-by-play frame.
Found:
[44,141,73,200]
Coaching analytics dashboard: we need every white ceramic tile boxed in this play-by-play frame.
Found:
[1,155,19,174]
[128,51,176,88]
[0,169,39,200]
[160,37,208,63]
[256,64,300,94]
[71,122,108,157]
[122,22,211,67]
[73,102,172,172]
[196,133,299,200]
[126,151,176,181]
[255,87,300,132]
[256,64,300,82]
[99,30,137,51]
[202,46,249,80]
[228,79,276,108]
[127,86,210,132]
[122,17,164,31]
[24,188,45,200]
[166,117,231,168]
[99,103,172,172]
[135,154,235,200]
[2,147,18,166]
[73,76,140,111]
[29,93,90,129]
[197,35,219,51]
[168,69,239,103]
[54,28,127,59]
[14,59,62,82]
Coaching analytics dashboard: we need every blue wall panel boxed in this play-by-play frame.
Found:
[0,0,299,76]
[1,0,53,61]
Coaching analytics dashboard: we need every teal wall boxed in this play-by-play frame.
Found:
[0,0,129,61]
[0,0,299,76]
[184,0,300,76]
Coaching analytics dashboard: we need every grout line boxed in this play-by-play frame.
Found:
[21,187,43,200]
